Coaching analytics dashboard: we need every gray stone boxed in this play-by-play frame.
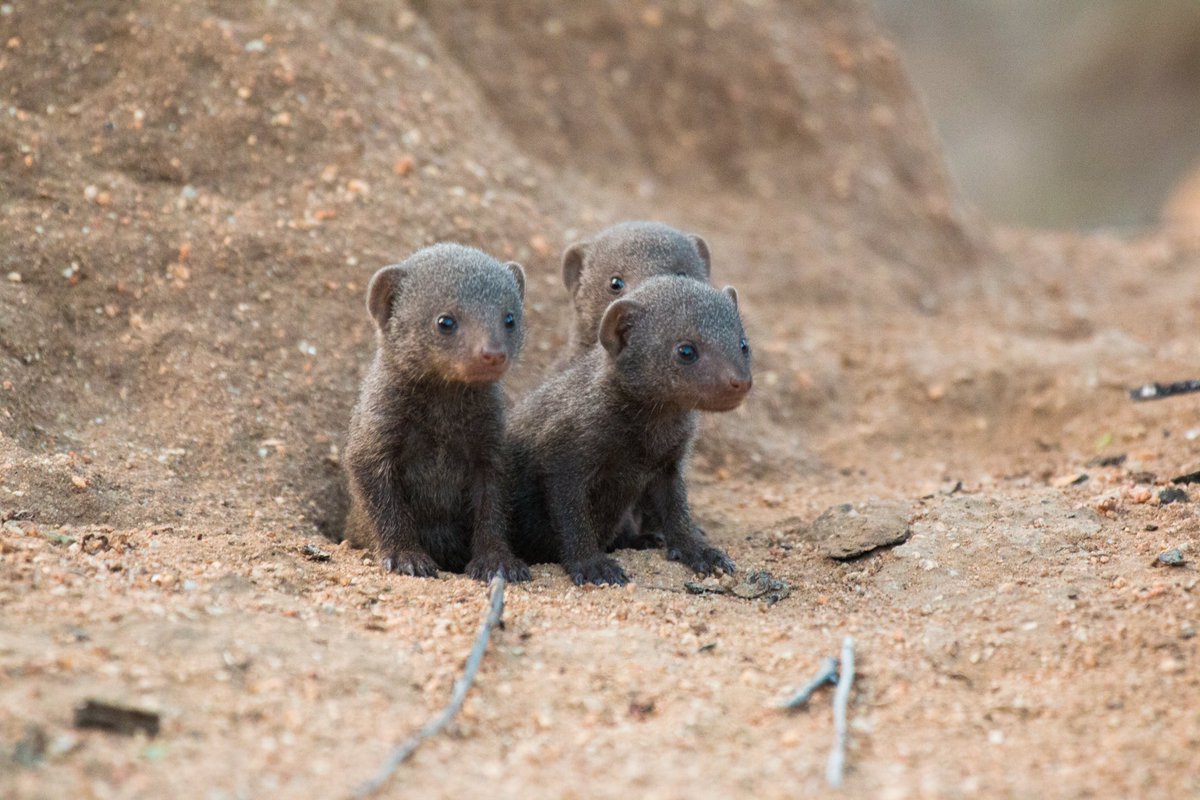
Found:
[809,500,912,560]
[1157,548,1186,567]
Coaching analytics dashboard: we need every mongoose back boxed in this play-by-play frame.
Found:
[343,244,530,581]
[557,221,712,365]
[507,276,752,585]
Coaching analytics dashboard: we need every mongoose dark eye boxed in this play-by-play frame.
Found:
[676,343,698,364]
[436,314,457,334]
[740,337,749,355]
[503,312,516,329]
[609,276,625,293]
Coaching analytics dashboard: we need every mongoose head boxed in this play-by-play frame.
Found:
[366,244,525,384]
[562,221,711,349]
[598,276,752,412]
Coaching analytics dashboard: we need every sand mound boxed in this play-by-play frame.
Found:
[1,0,974,532]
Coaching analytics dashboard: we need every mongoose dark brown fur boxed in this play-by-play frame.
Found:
[557,221,715,550]
[343,244,530,581]
[557,221,712,366]
[507,276,753,585]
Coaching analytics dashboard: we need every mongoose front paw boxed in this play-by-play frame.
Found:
[569,556,629,586]
[667,545,736,576]
[466,553,532,583]
[381,550,439,578]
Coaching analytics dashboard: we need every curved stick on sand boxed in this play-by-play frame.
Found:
[826,636,855,789]
[781,656,839,709]
[351,575,507,799]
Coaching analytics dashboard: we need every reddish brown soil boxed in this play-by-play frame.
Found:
[2,3,1198,799]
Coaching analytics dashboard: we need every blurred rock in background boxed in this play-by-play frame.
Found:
[875,0,1200,231]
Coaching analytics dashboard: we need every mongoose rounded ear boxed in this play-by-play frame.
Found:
[722,285,739,310]
[690,235,712,278]
[505,261,526,301]
[366,265,407,330]
[598,298,641,357]
[561,242,589,295]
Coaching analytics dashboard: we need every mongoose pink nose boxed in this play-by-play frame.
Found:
[729,377,752,393]
[479,350,508,367]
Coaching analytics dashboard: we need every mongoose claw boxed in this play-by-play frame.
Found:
[569,556,629,586]
[381,550,439,578]
[667,545,736,576]
[466,553,532,583]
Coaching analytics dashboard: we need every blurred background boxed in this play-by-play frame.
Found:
[875,0,1200,231]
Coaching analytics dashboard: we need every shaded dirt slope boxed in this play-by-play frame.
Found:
[2,2,1198,799]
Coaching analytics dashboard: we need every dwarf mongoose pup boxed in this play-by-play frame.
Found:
[557,221,712,366]
[343,244,530,581]
[559,221,715,549]
[507,276,752,585]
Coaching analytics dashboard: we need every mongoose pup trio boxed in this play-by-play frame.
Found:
[343,224,752,585]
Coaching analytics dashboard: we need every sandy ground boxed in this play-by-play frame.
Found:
[2,2,1199,799]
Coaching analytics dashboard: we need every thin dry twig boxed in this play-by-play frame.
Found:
[350,575,507,799]
[826,636,855,789]
[74,700,161,737]
[1129,379,1200,401]
[781,656,839,709]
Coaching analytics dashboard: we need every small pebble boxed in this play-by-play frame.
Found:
[1156,548,1185,567]
[302,543,332,562]
[1159,657,1184,674]
[1159,487,1188,505]
[1053,472,1088,488]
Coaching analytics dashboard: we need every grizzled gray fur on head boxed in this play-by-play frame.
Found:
[598,275,751,413]
[560,221,711,362]
[344,243,530,582]
[506,276,752,586]
[367,243,526,383]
